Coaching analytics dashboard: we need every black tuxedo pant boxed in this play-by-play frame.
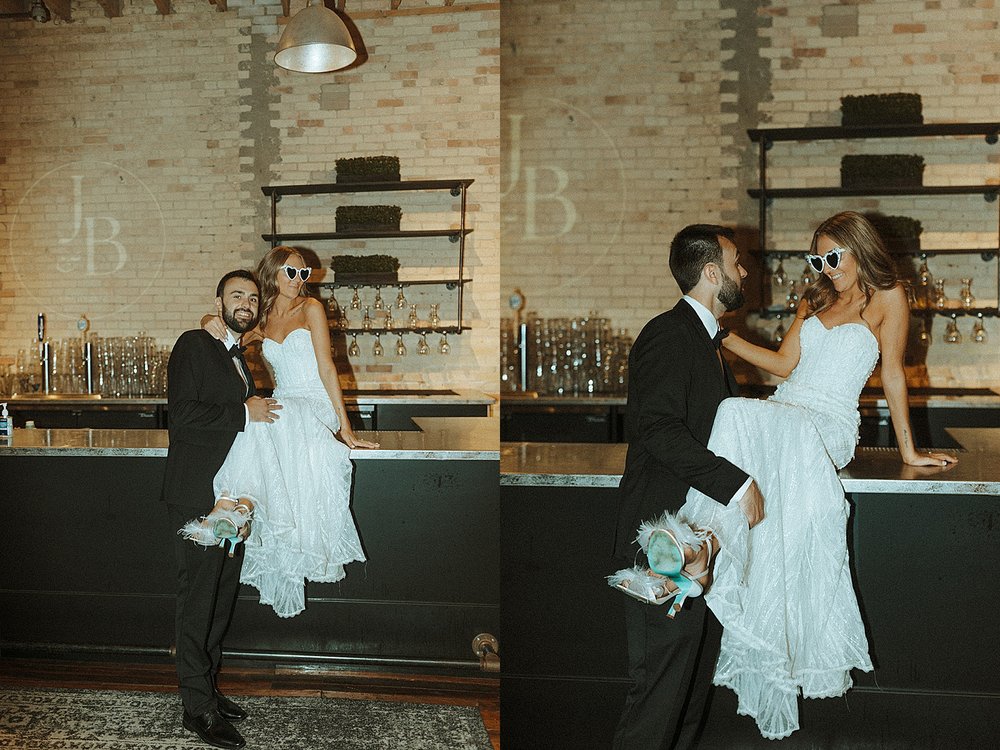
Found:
[613,592,722,750]
[168,505,244,716]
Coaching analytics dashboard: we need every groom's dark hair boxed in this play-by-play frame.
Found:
[216,269,258,298]
[669,224,735,294]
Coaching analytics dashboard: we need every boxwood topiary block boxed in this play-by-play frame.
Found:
[330,254,401,276]
[335,156,401,184]
[841,94,923,127]
[841,155,924,188]
[866,214,923,252]
[335,205,402,232]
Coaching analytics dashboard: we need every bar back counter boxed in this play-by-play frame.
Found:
[0,418,499,677]
[501,431,1000,749]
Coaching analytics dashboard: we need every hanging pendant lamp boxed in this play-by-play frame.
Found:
[275,0,357,73]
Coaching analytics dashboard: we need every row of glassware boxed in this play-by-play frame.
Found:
[501,314,633,395]
[767,257,981,312]
[345,332,451,357]
[4,334,169,398]
[330,301,443,331]
[327,287,445,331]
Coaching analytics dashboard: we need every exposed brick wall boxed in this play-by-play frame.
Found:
[501,0,1000,387]
[0,0,499,395]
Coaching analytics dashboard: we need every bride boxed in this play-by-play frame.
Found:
[183,245,378,618]
[612,212,956,739]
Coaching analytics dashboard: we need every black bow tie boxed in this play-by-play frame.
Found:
[712,327,729,349]
[228,343,247,357]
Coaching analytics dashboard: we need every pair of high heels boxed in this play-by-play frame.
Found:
[608,511,713,618]
[179,495,256,557]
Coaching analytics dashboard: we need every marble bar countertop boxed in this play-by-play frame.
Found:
[0,416,499,461]
[2,389,495,407]
[500,388,1000,410]
[501,430,1000,495]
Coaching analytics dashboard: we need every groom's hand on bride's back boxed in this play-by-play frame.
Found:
[739,480,765,528]
[246,396,282,423]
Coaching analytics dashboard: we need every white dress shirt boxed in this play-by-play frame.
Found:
[681,296,753,504]
[223,330,251,429]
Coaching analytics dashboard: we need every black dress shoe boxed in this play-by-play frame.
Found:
[214,690,249,722]
[183,709,246,749]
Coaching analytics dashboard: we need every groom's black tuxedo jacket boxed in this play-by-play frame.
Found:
[161,329,256,515]
[614,299,749,561]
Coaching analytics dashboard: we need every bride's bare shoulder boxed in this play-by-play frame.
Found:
[870,283,908,310]
[866,284,908,331]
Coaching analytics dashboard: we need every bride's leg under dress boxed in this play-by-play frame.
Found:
[213,397,365,618]
[681,398,873,740]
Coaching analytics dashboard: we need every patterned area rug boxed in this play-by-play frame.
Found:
[0,688,492,749]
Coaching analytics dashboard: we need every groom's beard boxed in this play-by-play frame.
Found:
[718,273,745,312]
[222,304,259,334]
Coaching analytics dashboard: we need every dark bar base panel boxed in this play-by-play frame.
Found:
[501,485,1000,749]
[0,456,498,670]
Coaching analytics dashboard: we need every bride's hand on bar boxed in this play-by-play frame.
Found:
[902,450,958,467]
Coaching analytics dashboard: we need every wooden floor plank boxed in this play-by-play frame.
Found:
[0,657,500,749]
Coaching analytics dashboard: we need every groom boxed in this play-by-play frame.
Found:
[612,224,765,749]
[162,269,280,750]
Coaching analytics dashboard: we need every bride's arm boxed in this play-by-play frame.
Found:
[197,313,263,344]
[877,286,957,467]
[721,305,806,378]
[304,300,379,449]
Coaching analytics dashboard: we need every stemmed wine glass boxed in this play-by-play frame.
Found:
[785,287,799,311]
[428,303,441,330]
[944,314,962,344]
[774,314,786,344]
[417,334,430,355]
[959,278,975,310]
[350,287,362,310]
[915,255,933,309]
[773,258,787,287]
[395,334,407,356]
[933,279,947,310]
[800,263,815,288]
[348,334,360,357]
[396,285,407,309]
[372,333,384,357]
[408,304,419,329]
[373,287,385,311]
[439,333,450,355]
[972,313,988,344]
[918,316,932,345]
[362,306,373,331]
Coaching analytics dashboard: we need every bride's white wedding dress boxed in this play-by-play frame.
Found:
[680,315,877,740]
[213,327,365,618]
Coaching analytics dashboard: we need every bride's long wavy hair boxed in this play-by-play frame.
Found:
[255,245,309,329]
[803,211,898,318]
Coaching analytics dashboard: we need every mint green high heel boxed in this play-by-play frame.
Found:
[212,497,255,558]
[646,528,686,577]
[643,529,696,618]
[608,511,713,617]
[644,513,712,618]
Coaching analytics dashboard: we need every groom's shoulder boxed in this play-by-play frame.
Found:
[636,303,692,343]
[173,328,217,354]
